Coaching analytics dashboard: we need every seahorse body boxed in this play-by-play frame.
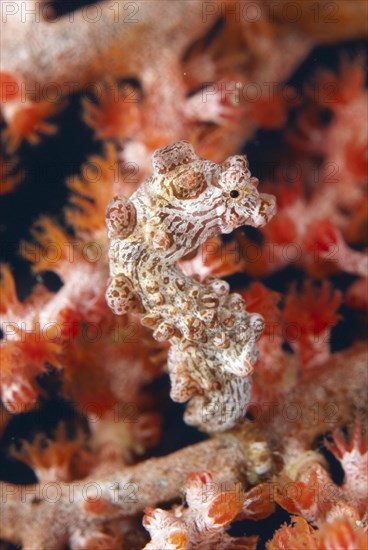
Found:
[106,141,276,431]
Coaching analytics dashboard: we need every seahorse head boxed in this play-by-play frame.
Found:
[215,155,276,232]
[147,141,276,251]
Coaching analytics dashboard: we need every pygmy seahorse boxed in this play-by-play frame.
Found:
[106,141,276,431]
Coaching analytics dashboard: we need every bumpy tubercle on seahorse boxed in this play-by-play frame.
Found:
[106,141,276,431]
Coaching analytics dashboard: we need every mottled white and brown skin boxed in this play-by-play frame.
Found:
[106,141,276,431]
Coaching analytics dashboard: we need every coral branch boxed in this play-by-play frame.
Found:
[0,430,254,549]
[1,1,216,91]
[257,344,368,464]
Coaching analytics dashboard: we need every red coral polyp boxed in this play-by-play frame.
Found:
[283,280,342,338]
[0,71,20,102]
[304,219,339,255]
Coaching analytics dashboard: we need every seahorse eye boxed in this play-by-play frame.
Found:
[230,190,240,198]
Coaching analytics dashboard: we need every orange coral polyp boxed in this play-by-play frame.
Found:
[263,214,298,245]
[242,282,281,334]
[0,265,19,313]
[82,80,140,140]
[0,72,20,101]
[318,516,368,550]
[66,144,119,235]
[267,517,317,550]
[283,281,342,338]
[274,471,319,516]
[208,491,244,525]
[168,531,189,549]
[3,100,65,153]
[316,57,366,107]
[0,153,24,195]
[345,139,368,182]
[304,219,339,254]
[247,87,299,129]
